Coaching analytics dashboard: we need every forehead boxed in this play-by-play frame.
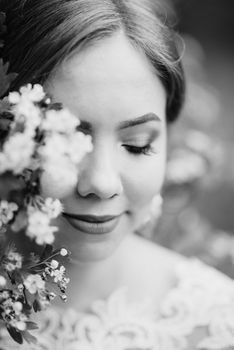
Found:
[46,32,166,125]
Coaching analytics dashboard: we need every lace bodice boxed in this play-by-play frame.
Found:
[1,258,234,350]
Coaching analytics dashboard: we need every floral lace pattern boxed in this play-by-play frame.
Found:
[1,258,234,350]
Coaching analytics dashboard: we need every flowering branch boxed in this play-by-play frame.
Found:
[0,84,93,344]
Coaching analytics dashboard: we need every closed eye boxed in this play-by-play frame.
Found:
[122,144,155,156]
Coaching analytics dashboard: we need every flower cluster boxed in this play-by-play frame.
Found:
[0,290,28,333]
[0,84,93,344]
[26,198,63,245]
[0,246,70,344]
[0,200,18,230]
[3,250,23,272]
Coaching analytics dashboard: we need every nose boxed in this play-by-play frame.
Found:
[77,142,123,199]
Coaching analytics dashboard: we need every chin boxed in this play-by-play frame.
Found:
[56,213,128,263]
[68,238,121,263]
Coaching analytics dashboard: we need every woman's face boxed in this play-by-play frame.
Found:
[44,32,167,262]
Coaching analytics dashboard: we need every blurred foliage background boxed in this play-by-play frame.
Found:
[152,0,234,277]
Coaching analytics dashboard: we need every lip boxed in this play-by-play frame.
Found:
[63,212,122,234]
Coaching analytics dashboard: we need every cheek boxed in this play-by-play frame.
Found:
[123,153,166,209]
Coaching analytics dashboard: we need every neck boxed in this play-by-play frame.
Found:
[61,232,136,310]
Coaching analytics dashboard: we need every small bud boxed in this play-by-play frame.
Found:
[8,91,20,104]
[65,277,70,284]
[16,321,26,331]
[18,283,24,292]
[60,294,67,302]
[45,267,51,275]
[1,290,10,299]
[0,275,7,287]
[51,259,59,269]
[13,301,23,313]
[60,248,68,256]
[48,292,56,301]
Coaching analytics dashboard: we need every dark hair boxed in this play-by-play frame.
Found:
[0,0,185,122]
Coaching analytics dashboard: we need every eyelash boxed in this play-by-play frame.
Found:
[123,144,155,156]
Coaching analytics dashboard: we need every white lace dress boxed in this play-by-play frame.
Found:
[1,258,234,350]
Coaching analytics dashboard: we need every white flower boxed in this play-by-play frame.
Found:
[13,301,23,315]
[42,109,80,134]
[19,84,45,103]
[1,201,18,213]
[40,160,78,198]
[50,260,59,269]
[27,207,58,245]
[7,251,21,261]
[8,91,21,104]
[7,308,27,330]
[24,274,45,294]
[14,320,26,331]
[66,132,93,165]
[8,85,44,136]
[60,248,68,257]
[0,200,18,228]
[12,98,42,137]
[41,198,63,219]
[0,275,7,287]
[0,290,10,299]
[52,266,66,283]
[38,128,92,198]
[5,251,23,271]
[0,132,35,174]
[38,133,69,161]
[39,130,92,165]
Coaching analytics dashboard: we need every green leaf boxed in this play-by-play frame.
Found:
[33,299,41,312]
[0,59,18,97]
[7,325,23,344]
[0,97,11,112]
[25,321,38,330]
[22,330,38,344]
[22,301,32,317]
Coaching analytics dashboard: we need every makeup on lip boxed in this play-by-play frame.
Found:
[63,213,122,235]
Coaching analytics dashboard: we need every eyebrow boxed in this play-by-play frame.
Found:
[78,113,161,132]
[118,113,161,130]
